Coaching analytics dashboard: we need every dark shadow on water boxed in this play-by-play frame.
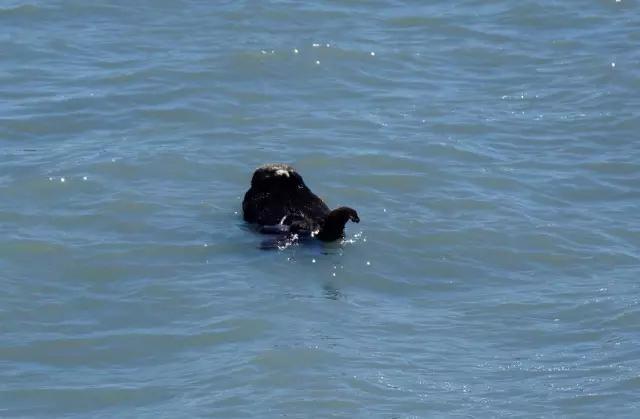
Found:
[322,282,343,301]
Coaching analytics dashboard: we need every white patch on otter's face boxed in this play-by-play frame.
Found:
[275,169,290,177]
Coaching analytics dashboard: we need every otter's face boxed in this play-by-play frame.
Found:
[347,208,360,223]
[315,206,360,241]
[332,207,359,223]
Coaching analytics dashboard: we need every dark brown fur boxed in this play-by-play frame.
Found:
[242,164,359,242]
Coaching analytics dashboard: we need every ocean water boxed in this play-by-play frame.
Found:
[1,0,639,417]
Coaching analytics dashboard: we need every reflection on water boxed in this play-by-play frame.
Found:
[322,283,343,301]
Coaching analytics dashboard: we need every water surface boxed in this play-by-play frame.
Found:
[1,0,639,417]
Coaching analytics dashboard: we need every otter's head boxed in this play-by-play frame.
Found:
[329,207,360,224]
[315,206,360,242]
[250,163,307,193]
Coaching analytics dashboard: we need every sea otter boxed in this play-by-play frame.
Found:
[242,163,359,242]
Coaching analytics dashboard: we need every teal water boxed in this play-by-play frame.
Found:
[1,0,639,417]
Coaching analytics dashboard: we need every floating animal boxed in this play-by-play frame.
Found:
[242,164,359,245]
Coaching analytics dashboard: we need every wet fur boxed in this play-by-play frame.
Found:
[243,164,359,242]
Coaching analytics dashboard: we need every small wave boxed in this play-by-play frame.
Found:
[0,3,43,17]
